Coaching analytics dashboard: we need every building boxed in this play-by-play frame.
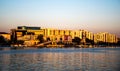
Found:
[93,34,98,44]
[11,26,43,46]
[11,26,72,46]
[43,28,72,42]
[10,26,118,46]
[94,32,118,44]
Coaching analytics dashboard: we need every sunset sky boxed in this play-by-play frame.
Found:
[0,0,120,37]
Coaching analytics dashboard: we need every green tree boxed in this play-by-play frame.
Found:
[37,34,44,43]
[72,37,81,45]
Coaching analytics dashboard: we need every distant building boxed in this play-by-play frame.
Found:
[10,26,118,46]
[93,34,98,44]
[11,26,42,46]
[94,32,118,44]
[42,28,72,42]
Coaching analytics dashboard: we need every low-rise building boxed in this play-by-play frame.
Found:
[11,26,43,46]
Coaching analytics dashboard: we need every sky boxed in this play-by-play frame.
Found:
[0,0,120,37]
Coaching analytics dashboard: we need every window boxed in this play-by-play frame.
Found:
[58,30,60,35]
[53,30,55,35]
[64,31,65,35]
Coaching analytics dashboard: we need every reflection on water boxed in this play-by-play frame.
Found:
[0,47,120,71]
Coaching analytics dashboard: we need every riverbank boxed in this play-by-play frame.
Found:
[8,44,120,49]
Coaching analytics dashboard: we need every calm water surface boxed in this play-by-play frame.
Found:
[0,47,120,71]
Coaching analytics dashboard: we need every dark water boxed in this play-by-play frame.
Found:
[0,47,120,71]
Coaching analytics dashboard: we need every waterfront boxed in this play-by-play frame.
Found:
[0,47,120,71]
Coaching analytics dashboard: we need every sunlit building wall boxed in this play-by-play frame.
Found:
[43,28,72,42]
[108,34,118,43]
[95,32,118,43]
[81,30,93,40]
[70,30,82,39]
[93,34,98,44]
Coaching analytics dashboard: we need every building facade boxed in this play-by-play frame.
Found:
[93,32,118,44]
[10,26,118,46]
[11,26,42,46]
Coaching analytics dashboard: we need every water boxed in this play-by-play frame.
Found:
[0,47,120,71]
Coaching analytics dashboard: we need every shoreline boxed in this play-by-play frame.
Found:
[1,45,119,49]
[0,44,120,49]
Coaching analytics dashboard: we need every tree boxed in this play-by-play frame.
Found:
[16,40,24,45]
[117,41,120,46]
[86,38,94,45]
[0,35,6,45]
[72,37,81,45]
[37,34,44,43]
[117,38,120,46]
[47,37,50,41]
[98,41,106,45]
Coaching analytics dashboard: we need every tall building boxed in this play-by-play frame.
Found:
[43,28,72,42]
[94,32,118,44]
[93,34,98,44]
